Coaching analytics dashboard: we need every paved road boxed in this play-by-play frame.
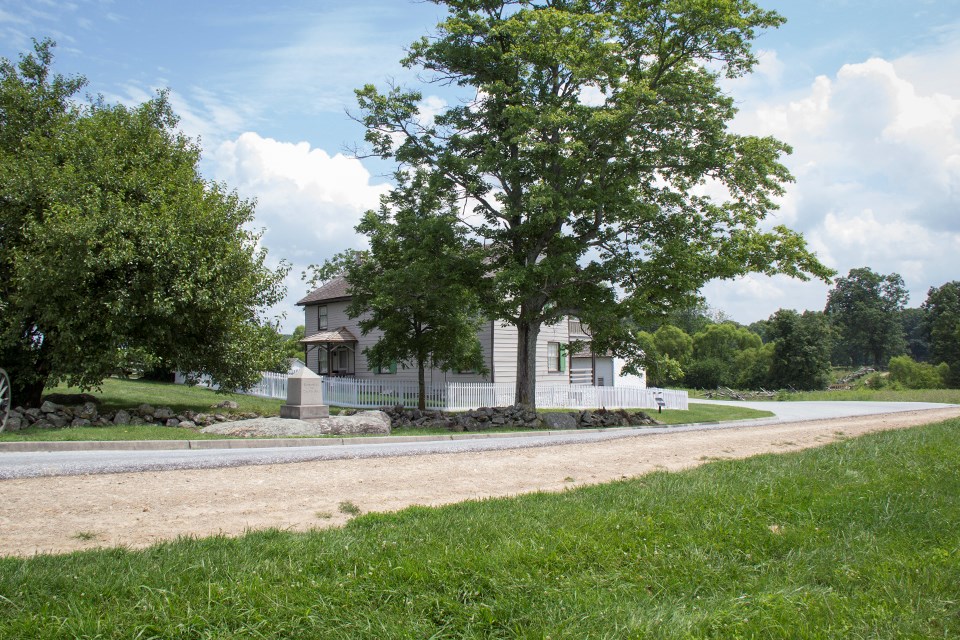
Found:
[0,400,955,479]
[694,398,955,421]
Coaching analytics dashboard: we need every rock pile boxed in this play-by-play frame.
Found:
[372,404,661,432]
[3,398,259,432]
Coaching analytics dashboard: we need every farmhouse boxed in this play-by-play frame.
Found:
[297,276,625,388]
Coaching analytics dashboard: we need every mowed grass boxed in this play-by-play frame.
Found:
[43,377,287,416]
[2,420,958,638]
[780,387,960,404]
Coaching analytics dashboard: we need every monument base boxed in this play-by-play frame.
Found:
[280,404,330,420]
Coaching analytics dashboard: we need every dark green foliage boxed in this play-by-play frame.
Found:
[825,267,908,368]
[2,419,959,637]
[922,281,960,387]
[683,356,734,389]
[356,0,832,406]
[0,40,288,406]
[766,309,833,390]
[899,307,929,362]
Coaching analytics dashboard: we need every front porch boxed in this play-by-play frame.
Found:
[301,327,359,377]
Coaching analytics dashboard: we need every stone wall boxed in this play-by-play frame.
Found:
[4,398,255,432]
[370,404,661,432]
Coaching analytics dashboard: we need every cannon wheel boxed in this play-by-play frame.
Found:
[0,368,9,432]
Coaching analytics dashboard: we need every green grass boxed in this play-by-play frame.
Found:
[776,387,960,403]
[46,377,287,416]
[0,424,234,442]
[655,402,772,424]
[2,418,958,637]
[687,386,960,404]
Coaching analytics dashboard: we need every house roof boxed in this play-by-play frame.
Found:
[296,276,351,305]
[300,327,359,344]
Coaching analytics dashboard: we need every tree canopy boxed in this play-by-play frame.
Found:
[766,309,832,391]
[825,267,908,368]
[356,0,831,407]
[922,281,960,387]
[0,40,288,406]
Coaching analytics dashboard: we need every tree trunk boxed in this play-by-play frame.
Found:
[4,342,52,408]
[417,358,426,411]
[515,319,541,409]
[6,360,48,408]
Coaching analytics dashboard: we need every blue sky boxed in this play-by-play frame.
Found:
[3,0,959,331]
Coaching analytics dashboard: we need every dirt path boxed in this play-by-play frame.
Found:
[2,408,958,557]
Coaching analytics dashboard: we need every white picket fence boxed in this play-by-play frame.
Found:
[244,371,289,400]
[240,372,687,411]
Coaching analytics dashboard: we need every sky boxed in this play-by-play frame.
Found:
[2,0,959,332]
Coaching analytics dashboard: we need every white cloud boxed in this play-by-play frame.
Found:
[707,44,960,322]
[212,132,392,329]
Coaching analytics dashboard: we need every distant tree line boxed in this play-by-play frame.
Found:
[639,268,960,391]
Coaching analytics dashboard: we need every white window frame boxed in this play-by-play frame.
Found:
[547,342,561,373]
[318,305,328,330]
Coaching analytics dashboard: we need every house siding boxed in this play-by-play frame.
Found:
[301,293,631,388]
[490,319,570,387]
[302,302,492,384]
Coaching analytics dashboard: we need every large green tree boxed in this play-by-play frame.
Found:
[356,0,831,407]
[922,281,960,387]
[766,309,832,391]
[824,267,908,368]
[311,170,487,410]
[0,40,288,406]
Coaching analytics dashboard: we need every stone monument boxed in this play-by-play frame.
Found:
[279,367,330,420]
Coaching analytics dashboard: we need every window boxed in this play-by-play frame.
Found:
[318,305,328,330]
[337,347,349,372]
[377,361,397,374]
[547,342,566,373]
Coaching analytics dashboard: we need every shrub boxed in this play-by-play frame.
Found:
[888,356,948,389]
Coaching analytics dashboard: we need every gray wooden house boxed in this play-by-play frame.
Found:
[296,276,616,387]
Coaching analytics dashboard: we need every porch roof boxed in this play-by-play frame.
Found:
[300,327,358,344]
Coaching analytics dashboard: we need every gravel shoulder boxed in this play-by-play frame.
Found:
[1,407,958,557]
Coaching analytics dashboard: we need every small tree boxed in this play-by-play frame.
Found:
[311,170,486,410]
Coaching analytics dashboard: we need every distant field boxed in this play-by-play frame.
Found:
[779,388,960,403]
[1,418,957,637]
[688,387,960,404]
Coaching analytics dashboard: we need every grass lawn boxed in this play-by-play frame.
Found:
[1,418,957,637]
[777,388,960,404]
[687,387,960,404]
[43,377,287,416]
